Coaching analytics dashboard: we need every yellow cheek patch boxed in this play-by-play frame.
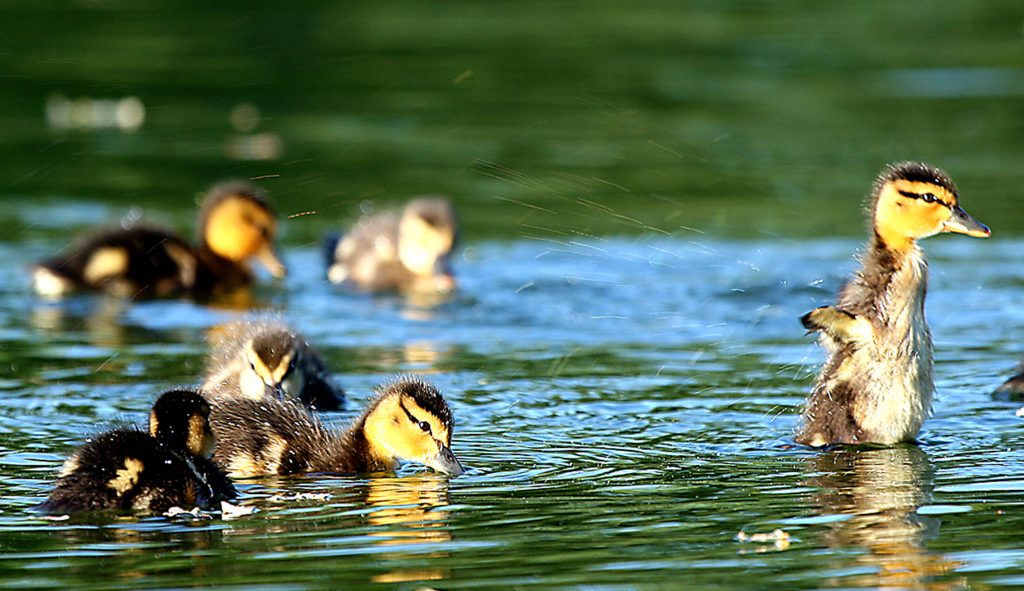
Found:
[107,457,144,494]
[875,181,958,248]
[187,414,210,456]
[365,396,443,463]
[399,216,454,275]
[269,352,294,384]
[248,351,276,386]
[83,247,129,284]
[204,197,277,262]
[893,180,957,207]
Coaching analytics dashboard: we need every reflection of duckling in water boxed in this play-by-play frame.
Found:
[201,320,345,411]
[798,162,990,447]
[39,390,237,514]
[808,447,962,589]
[325,197,458,294]
[32,181,286,298]
[210,376,464,478]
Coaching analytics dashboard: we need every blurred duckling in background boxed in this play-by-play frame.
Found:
[202,319,345,411]
[210,376,463,478]
[798,162,990,447]
[994,364,1024,397]
[325,197,458,294]
[39,390,236,514]
[32,181,286,298]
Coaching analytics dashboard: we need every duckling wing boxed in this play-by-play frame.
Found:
[34,225,197,297]
[209,397,338,477]
[801,306,873,347]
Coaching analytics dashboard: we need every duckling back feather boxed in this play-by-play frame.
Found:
[209,397,373,478]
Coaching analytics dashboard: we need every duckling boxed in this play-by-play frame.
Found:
[325,197,458,294]
[994,365,1024,397]
[201,320,345,411]
[32,181,286,298]
[209,376,463,478]
[797,162,990,447]
[39,390,236,514]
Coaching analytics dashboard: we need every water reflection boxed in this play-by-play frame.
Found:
[809,446,965,590]
[42,522,224,584]
[367,473,453,584]
[31,298,129,349]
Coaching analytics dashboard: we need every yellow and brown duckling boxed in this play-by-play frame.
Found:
[209,376,463,478]
[797,162,990,447]
[325,197,458,294]
[39,390,236,514]
[201,319,345,411]
[32,181,286,298]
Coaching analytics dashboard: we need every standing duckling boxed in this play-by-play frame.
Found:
[209,376,463,478]
[201,319,345,411]
[798,162,990,447]
[39,390,237,514]
[325,197,458,294]
[32,181,286,298]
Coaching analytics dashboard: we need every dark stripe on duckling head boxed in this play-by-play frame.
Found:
[250,328,298,377]
[896,189,952,208]
[398,399,433,435]
[406,198,456,231]
[875,161,958,199]
[383,377,453,430]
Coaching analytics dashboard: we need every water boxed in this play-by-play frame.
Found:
[3,1,1024,590]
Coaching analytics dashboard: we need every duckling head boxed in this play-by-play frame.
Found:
[238,327,302,401]
[149,390,216,459]
[871,161,990,250]
[199,181,287,278]
[362,377,464,476]
[397,198,458,288]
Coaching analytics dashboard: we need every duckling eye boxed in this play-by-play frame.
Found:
[417,420,432,433]
[922,193,938,203]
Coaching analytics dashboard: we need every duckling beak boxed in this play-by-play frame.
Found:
[256,244,288,278]
[427,443,464,477]
[942,206,991,238]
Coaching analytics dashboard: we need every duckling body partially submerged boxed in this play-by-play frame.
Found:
[201,320,344,411]
[209,376,463,478]
[798,162,990,447]
[32,181,286,298]
[995,367,1024,397]
[39,390,236,514]
[325,197,458,294]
